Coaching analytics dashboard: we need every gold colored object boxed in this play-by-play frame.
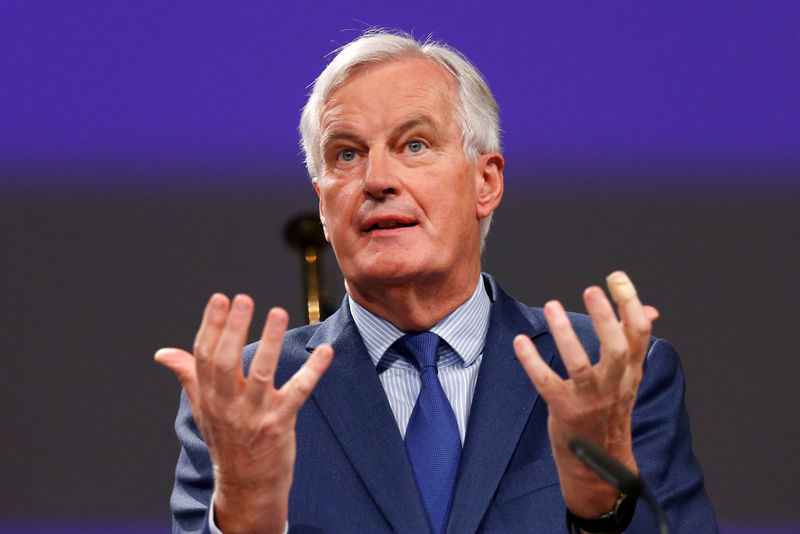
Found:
[304,246,322,324]
[285,214,330,325]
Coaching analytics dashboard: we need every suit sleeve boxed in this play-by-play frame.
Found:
[168,340,288,534]
[169,389,215,534]
[627,338,719,533]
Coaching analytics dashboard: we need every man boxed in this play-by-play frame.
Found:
[156,31,717,533]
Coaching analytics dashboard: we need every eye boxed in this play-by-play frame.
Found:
[338,149,357,162]
[406,140,426,153]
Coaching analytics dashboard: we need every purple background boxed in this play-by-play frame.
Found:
[2,1,798,189]
[1,2,798,533]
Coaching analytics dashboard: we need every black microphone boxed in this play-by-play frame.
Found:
[569,436,670,534]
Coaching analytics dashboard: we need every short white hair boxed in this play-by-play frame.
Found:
[299,29,501,248]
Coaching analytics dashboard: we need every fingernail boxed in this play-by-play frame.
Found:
[606,271,637,302]
[544,300,562,313]
[269,308,288,327]
[583,286,602,303]
[233,298,248,313]
[210,294,225,310]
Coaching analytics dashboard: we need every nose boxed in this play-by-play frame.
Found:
[362,150,400,199]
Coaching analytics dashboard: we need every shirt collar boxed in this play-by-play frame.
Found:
[349,276,492,368]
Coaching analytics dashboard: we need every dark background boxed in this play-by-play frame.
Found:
[1,2,798,532]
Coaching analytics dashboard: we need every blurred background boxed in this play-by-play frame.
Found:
[1,2,798,533]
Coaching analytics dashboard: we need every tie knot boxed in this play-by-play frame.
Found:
[394,331,440,370]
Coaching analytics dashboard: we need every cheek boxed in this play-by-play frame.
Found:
[319,183,358,233]
[428,175,478,222]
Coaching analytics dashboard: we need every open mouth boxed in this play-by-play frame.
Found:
[366,221,418,232]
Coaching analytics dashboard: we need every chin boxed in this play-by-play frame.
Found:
[346,255,436,287]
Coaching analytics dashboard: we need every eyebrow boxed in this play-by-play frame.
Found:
[389,116,437,140]
[321,130,362,153]
[321,115,438,153]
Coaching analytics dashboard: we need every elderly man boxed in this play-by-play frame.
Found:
[156,31,717,533]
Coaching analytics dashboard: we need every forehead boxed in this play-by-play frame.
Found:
[320,56,459,135]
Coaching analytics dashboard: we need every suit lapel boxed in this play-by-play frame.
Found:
[447,278,555,534]
[305,303,430,534]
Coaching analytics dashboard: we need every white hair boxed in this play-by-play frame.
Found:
[299,29,501,248]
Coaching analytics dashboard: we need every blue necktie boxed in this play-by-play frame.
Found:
[395,332,461,534]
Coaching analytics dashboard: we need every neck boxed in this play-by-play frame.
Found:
[346,265,482,331]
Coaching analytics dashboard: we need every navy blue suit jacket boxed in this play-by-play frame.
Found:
[170,274,717,533]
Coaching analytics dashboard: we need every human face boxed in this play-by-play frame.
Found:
[314,57,501,294]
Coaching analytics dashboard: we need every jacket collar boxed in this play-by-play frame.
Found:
[304,274,555,534]
[305,299,431,534]
[447,274,554,533]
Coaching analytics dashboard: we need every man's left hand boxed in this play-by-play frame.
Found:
[513,271,659,519]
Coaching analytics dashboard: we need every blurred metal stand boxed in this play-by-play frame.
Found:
[284,214,331,325]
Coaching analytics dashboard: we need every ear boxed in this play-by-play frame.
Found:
[312,179,330,242]
[475,152,504,220]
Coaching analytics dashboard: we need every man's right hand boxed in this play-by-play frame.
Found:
[155,294,333,534]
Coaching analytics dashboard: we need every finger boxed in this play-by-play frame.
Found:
[193,293,230,389]
[155,347,200,409]
[544,300,596,389]
[212,294,253,397]
[279,344,333,415]
[513,334,564,401]
[245,307,289,406]
[644,305,660,322]
[583,286,628,386]
[606,271,652,364]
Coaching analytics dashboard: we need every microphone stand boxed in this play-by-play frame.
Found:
[569,436,670,534]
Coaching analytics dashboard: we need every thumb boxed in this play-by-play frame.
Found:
[155,347,200,408]
[643,305,660,322]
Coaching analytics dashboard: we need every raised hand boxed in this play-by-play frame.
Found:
[155,294,333,533]
[513,271,659,518]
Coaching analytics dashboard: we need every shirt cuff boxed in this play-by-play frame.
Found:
[208,492,289,534]
[207,493,224,534]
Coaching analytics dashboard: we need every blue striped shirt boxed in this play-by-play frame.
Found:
[348,277,492,444]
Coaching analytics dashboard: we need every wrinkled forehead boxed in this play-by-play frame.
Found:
[319,56,461,133]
